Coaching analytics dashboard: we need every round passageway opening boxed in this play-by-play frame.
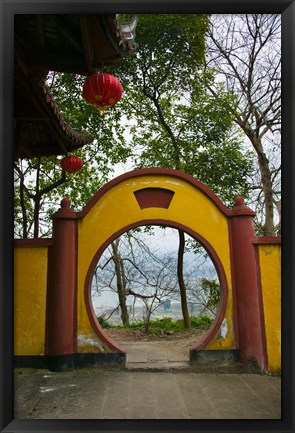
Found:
[85,221,228,361]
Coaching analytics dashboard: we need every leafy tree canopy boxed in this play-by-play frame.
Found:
[15,14,254,237]
[106,14,254,206]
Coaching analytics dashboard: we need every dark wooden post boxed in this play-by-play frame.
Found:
[230,196,268,370]
[46,198,77,371]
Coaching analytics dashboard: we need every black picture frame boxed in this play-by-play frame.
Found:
[1,1,294,432]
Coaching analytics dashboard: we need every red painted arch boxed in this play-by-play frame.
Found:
[84,219,229,354]
[77,168,232,219]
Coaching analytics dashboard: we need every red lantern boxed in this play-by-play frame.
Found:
[60,155,83,175]
[82,73,123,113]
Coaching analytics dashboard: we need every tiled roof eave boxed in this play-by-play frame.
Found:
[41,81,94,148]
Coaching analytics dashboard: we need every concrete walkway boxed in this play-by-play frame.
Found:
[14,339,281,420]
[110,339,255,372]
[14,367,281,419]
[122,339,193,370]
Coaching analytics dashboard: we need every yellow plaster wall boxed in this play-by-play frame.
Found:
[13,175,281,365]
[14,246,48,356]
[77,173,236,352]
[258,244,281,372]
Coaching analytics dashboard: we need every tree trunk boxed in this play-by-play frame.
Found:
[177,230,191,329]
[111,241,129,325]
[143,300,152,333]
[257,152,275,236]
[274,199,281,235]
[33,158,41,238]
[19,172,28,238]
[249,134,275,236]
[33,196,41,239]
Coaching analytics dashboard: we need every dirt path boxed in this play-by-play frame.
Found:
[105,327,208,343]
[104,328,208,368]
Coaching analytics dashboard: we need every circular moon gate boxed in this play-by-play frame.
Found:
[85,220,228,353]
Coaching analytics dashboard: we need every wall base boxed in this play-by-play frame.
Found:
[14,355,49,369]
[189,350,262,373]
[190,349,240,365]
[15,353,126,371]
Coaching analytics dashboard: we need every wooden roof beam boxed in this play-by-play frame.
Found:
[79,15,95,75]
[36,16,45,50]
[54,15,84,55]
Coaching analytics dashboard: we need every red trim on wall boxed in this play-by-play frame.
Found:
[253,244,269,369]
[84,265,126,353]
[229,209,268,369]
[84,219,229,354]
[227,219,240,349]
[44,246,53,356]
[46,201,77,357]
[134,187,175,209]
[73,221,79,353]
[252,236,281,244]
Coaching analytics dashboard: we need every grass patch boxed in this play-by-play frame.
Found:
[97,315,214,334]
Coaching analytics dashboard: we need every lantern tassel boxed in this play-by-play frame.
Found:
[97,105,108,115]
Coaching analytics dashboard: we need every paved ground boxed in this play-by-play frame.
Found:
[122,337,197,370]
[14,340,281,420]
[14,368,281,420]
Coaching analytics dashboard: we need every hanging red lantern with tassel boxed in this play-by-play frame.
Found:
[82,73,123,114]
[60,155,83,175]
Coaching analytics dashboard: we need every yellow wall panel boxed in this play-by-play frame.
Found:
[258,244,281,372]
[14,247,48,355]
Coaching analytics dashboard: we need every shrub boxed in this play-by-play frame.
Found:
[97,315,214,333]
[191,315,214,328]
[97,315,111,328]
